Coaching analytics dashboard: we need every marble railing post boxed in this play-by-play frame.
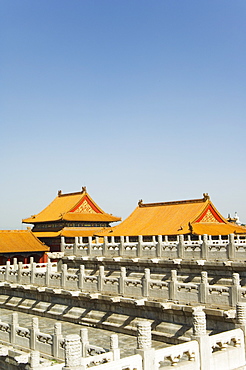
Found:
[201,235,208,260]
[191,306,210,370]
[87,237,92,256]
[78,265,85,291]
[63,334,83,370]
[103,236,108,256]
[169,270,177,301]
[137,235,143,257]
[177,235,184,259]
[98,266,104,292]
[45,261,51,287]
[61,264,68,289]
[236,302,246,348]
[5,261,10,282]
[119,236,124,256]
[74,237,79,256]
[231,273,240,306]
[135,321,155,370]
[10,313,18,345]
[119,267,126,295]
[31,262,36,285]
[17,262,23,284]
[228,234,236,260]
[200,271,208,304]
[80,328,89,358]
[30,351,41,370]
[110,333,120,360]
[53,322,62,358]
[142,268,150,297]
[60,237,65,253]
[156,235,162,258]
[31,317,39,350]
[13,258,18,270]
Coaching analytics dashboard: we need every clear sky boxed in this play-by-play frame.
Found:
[1,1,246,229]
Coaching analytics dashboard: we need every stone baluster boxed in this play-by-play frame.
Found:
[31,262,36,285]
[236,302,246,346]
[119,236,124,256]
[119,267,126,295]
[61,264,68,289]
[30,351,41,369]
[201,234,208,260]
[87,237,92,256]
[142,268,150,297]
[169,270,177,301]
[78,265,85,291]
[60,237,65,252]
[137,235,143,257]
[98,266,104,292]
[53,322,62,358]
[156,235,162,258]
[192,306,210,370]
[63,334,83,370]
[13,258,18,271]
[103,236,108,256]
[80,328,89,357]
[17,261,23,284]
[5,261,10,282]
[45,260,51,287]
[231,273,240,306]
[74,237,79,256]
[110,333,120,360]
[30,317,39,350]
[135,321,155,370]
[200,271,208,304]
[228,233,236,260]
[10,312,18,345]
[177,234,184,259]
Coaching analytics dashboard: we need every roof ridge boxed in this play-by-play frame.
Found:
[58,186,87,197]
[139,197,207,208]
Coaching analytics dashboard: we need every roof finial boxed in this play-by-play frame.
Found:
[58,190,62,196]
[203,193,210,201]
[82,186,87,193]
[138,199,143,206]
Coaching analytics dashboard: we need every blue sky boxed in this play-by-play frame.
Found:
[1,1,246,229]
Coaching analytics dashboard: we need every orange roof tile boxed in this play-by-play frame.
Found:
[0,230,49,253]
[98,194,246,236]
[34,227,106,238]
[23,188,121,224]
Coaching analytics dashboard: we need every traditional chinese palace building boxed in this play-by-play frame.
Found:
[0,230,49,264]
[22,187,121,251]
[99,193,246,238]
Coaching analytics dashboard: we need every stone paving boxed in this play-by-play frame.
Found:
[0,308,168,358]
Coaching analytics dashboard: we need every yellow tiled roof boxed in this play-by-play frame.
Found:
[34,227,108,238]
[98,194,246,236]
[0,230,49,253]
[23,188,121,224]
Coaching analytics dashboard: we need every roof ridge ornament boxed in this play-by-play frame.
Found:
[82,186,87,193]
[58,190,62,196]
[203,193,210,201]
[138,199,143,206]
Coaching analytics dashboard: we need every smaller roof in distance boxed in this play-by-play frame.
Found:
[23,187,121,224]
[0,230,49,253]
[34,227,108,238]
[98,194,246,236]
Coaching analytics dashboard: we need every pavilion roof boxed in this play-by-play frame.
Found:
[0,230,49,253]
[98,194,246,236]
[23,187,121,224]
[34,227,107,238]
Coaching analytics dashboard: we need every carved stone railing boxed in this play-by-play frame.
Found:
[0,262,246,307]
[60,234,246,262]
